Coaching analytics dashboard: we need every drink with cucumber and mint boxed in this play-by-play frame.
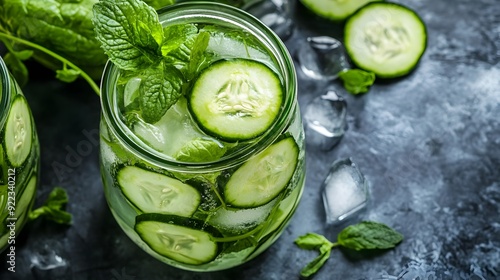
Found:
[96,1,305,271]
[0,57,40,251]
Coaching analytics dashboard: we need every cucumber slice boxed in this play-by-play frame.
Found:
[15,175,37,218]
[224,136,299,208]
[117,166,201,217]
[301,0,382,21]
[188,59,283,141]
[5,96,33,167]
[135,214,222,265]
[344,2,427,78]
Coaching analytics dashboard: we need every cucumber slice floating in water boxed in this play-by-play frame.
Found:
[188,59,283,141]
[117,166,201,217]
[301,0,382,21]
[344,2,427,78]
[224,136,299,208]
[5,96,32,167]
[135,214,222,265]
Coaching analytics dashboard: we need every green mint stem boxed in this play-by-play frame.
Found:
[0,32,100,95]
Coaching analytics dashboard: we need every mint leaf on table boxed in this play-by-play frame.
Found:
[175,138,227,162]
[339,69,376,95]
[92,0,164,70]
[301,246,332,278]
[29,187,72,225]
[338,221,403,250]
[139,63,183,123]
[294,221,403,278]
[295,232,333,250]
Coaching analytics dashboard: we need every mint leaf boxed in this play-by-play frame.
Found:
[337,221,403,250]
[12,49,34,61]
[56,66,81,83]
[92,0,163,70]
[295,232,333,250]
[175,138,227,162]
[186,31,211,80]
[143,0,175,7]
[29,187,72,225]
[161,24,198,61]
[139,63,183,123]
[339,69,376,94]
[295,222,403,278]
[295,233,335,278]
[300,247,332,278]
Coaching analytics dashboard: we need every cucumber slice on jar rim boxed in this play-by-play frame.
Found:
[188,59,283,142]
[224,136,299,208]
[344,2,427,78]
[300,0,382,21]
[116,166,201,217]
[135,214,222,265]
[4,95,33,167]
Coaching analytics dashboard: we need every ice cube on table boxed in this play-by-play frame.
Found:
[245,0,294,41]
[304,90,347,150]
[297,36,350,80]
[30,243,68,270]
[322,158,369,225]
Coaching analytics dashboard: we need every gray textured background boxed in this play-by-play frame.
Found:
[1,0,499,279]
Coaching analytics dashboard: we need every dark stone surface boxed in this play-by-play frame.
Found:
[1,0,499,279]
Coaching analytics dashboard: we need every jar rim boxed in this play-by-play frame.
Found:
[100,1,297,172]
[0,56,11,129]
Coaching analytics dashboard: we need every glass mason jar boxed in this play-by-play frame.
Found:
[99,2,305,271]
[0,56,40,252]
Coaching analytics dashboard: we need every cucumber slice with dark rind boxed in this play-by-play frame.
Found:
[300,0,382,21]
[344,2,427,78]
[117,166,201,217]
[5,96,33,167]
[224,136,299,208]
[188,59,283,142]
[135,214,222,265]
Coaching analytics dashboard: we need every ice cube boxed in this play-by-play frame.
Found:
[30,243,68,270]
[322,158,369,225]
[132,116,166,152]
[297,36,350,80]
[131,97,208,157]
[304,90,347,150]
[245,0,294,41]
[123,77,141,107]
[208,199,277,235]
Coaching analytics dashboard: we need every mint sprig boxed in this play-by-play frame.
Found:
[92,0,212,124]
[92,0,163,70]
[29,187,72,225]
[295,221,403,278]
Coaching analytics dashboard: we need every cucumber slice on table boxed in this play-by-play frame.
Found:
[135,214,222,265]
[5,96,32,167]
[188,59,283,141]
[301,0,382,21]
[224,136,299,208]
[117,166,201,217]
[344,2,427,78]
